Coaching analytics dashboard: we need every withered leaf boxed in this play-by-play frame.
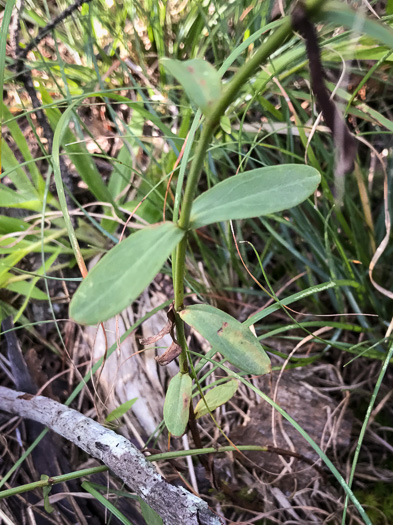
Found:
[155,342,182,366]
[140,304,175,345]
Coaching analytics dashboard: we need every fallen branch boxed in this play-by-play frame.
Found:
[0,386,222,525]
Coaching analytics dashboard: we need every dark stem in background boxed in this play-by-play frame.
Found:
[291,4,357,178]
[2,316,36,395]
[15,0,94,63]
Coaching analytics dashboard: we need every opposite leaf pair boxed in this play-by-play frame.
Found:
[70,164,320,325]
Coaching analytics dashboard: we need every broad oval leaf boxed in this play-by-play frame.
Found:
[195,379,239,419]
[161,58,221,115]
[189,165,321,229]
[180,304,271,375]
[70,222,184,325]
[164,372,192,437]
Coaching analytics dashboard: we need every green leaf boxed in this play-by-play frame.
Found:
[138,497,164,525]
[40,88,116,207]
[121,198,162,224]
[180,304,271,375]
[40,475,54,514]
[163,372,192,437]
[82,482,134,525]
[0,1,15,154]
[0,184,42,210]
[107,105,144,203]
[244,279,359,327]
[220,115,231,134]
[105,398,137,422]
[0,215,30,234]
[1,140,38,198]
[70,222,184,325]
[189,165,321,229]
[161,58,221,115]
[0,233,67,286]
[13,250,60,323]
[1,103,45,194]
[195,379,239,419]
[321,2,393,50]
[5,281,48,300]
[108,143,134,200]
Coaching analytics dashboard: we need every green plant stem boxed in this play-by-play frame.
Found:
[178,20,292,233]
[172,0,326,366]
[175,312,188,374]
[173,234,188,311]
[0,446,269,499]
[175,0,328,233]
[0,465,108,499]
[174,17,294,313]
[147,445,268,461]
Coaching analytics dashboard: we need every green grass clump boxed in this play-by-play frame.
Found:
[355,483,393,525]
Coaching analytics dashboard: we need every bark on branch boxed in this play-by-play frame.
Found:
[0,386,222,525]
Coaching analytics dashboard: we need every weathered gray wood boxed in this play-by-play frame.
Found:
[0,386,222,525]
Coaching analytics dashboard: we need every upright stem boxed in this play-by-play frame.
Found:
[173,0,326,369]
